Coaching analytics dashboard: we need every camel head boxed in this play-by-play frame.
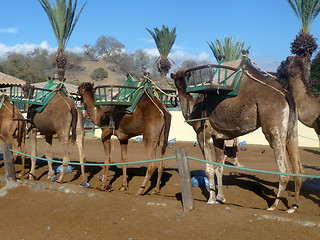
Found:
[170,71,189,92]
[277,56,306,80]
[22,83,35,99]
[77,82,94,97]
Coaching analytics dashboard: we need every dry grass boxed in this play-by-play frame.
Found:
[64,59,127,86]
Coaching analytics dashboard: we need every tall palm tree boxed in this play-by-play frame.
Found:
[287,0,320,59]
[207,36,251,62]
[38,0,86,81]
[146,25,177,87]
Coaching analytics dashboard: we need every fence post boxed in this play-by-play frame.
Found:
[175,148,194,212]
[2,143,16,183]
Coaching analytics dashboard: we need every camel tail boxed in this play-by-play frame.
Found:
[161,108,172,155]
[285,95,304,174]
[70,104,78,143]
[16,120,26,148]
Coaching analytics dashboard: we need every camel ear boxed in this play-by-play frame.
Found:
[170,73,176,79]
[186,72,191,79]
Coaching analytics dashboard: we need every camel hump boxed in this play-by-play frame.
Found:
[219,59,243,69]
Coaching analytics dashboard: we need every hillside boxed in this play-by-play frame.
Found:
[64,59,128,86]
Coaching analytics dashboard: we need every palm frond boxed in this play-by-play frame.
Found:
[207,36,251,62]
[38,0,87,50]
[146,25,177,57]
[287,0,320,33]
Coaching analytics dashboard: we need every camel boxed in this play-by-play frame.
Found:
[77,82,171,194]
[0,94,27,176]
[23,84,87,184]
[277,55,320,140]
[171,55,304,213]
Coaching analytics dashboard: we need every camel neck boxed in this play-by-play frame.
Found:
[289,75,308,99]
[288,72,315,109]
[82,91,101,126]
[177,88,195,120]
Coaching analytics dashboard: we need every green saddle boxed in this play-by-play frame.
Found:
[10,80,70,113]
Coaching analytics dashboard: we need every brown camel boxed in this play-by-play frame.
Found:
[0,94,26,176]
[23,85,87,184]
[277,55,320,140]
[77,82,171,194]
[171,56,303,213]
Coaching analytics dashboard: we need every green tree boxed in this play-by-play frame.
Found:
[134,49,150,73]
[94,36,125,59]
[90,67,108,81]
[82,44,96,61]
[0,52,48,83]
[38,0,86,81]
[207,36,251,62]
[147,25,177,87]
[176,60,199,71]
[287,0,320,59]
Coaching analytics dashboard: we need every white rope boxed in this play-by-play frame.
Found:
[143,75,177,97]
[244,70,285,97]
[247,56,277,79]
[144,89,164,117]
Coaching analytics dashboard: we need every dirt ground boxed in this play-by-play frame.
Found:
[0,136,319,240]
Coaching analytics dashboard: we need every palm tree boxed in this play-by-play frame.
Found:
[287,0,320,59]
[38,0,87,81]
[146,25,177,87]
[207,36,251,62]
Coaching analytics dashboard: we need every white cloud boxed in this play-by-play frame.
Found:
[141,48,215,71]
[68,46,84,54]
[0,41,57,58]
[169,50,215,68]
[143,48,159,57]
[0,41,88,59]
[0,28,18,34]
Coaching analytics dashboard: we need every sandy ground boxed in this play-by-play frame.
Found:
[0,136,319,240]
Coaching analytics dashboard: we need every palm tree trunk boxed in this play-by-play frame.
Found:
[56,49,67,81]
[160,73,168,88]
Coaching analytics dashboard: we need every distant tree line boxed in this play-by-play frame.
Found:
[0,35,201,84]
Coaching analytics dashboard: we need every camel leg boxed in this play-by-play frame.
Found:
[197,130,222,204]
[153,129,166,194]
[266,131,290,211]
[137,138,158,195]
[19,136,26,177]
[28,128,37,180]
[119,140,129,191]
[44,135,55,180]
[286,129,303,213]
[7,137,24,177]
[97,136,112,191]
[56,136,70,183]
[8,138,19,163]
[152,160,164,194]
[214,140,226,204]
[76,126,87,183]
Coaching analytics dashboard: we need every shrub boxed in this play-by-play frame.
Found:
[90,67,108,81]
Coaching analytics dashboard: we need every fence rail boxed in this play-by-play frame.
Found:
[1,144,320,212]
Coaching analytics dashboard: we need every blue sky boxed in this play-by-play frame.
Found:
[1,0,320,72]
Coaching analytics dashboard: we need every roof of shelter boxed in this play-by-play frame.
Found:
[32,81,79,94]
[0,72,26,86]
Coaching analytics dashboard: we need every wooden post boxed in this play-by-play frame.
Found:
[176,148,194,212]
[2,143,16,183]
